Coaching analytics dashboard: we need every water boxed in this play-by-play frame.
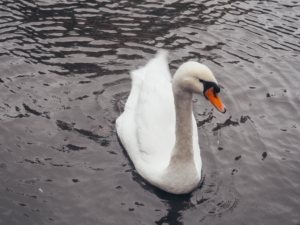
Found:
[0,0,300,224]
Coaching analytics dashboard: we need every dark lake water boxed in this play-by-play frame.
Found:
[1,0,300,224]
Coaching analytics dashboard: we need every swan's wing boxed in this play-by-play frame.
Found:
[135,76,175,168]
[120,50,171,112]
[116,51,175,170]
[116,67,145,164]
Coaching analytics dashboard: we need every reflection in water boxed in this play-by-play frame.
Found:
[0,0,300,224]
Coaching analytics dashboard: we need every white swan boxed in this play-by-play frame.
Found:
[116,51,226,194]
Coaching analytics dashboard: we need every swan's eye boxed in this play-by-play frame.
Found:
[199,79,204,83]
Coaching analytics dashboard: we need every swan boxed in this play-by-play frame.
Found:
[116,51,226,194]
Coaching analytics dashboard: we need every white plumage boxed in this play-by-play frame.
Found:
[116,51,225,194]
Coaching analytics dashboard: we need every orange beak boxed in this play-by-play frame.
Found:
[204,87,226,113]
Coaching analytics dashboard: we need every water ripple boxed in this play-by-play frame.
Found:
[0,0,300,224]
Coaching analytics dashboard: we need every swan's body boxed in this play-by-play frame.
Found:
[116,51,225,194]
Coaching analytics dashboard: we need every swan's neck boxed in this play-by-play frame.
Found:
[170,85,194,165]
[160,83,199,194]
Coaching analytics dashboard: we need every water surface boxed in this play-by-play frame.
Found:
[0,0,300,224]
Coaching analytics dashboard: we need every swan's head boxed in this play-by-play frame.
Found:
[173,61,226,113]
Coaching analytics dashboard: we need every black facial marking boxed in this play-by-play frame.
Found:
[200,80,221,98]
